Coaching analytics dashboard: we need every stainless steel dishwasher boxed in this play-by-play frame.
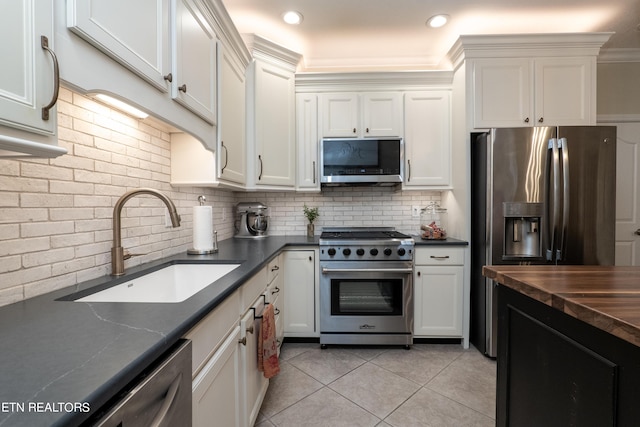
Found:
[90,339,192,427]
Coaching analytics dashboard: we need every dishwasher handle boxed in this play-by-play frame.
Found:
[150,372,182,427]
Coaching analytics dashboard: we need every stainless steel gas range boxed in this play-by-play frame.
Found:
[319,227,415,348]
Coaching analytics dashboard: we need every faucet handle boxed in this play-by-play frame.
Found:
[123,250,146,260]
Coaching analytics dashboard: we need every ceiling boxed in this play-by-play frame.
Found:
[220,0,640,72]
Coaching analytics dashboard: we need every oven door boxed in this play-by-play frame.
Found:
[320,261,413,334]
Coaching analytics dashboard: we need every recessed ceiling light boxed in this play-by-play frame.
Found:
[426,14,449,28]
[282,11,303,25]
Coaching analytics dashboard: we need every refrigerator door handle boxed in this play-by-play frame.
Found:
[547,138,561,261]
[557,138,570,261]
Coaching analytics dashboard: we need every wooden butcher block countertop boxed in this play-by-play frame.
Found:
[483,265,640,347]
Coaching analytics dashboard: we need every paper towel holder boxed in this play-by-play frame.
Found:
[188,195,218,255]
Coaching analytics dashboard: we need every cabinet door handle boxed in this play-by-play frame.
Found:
[538,117,544,123]
[309,256,312,261]
[274,307,280,315]
[635,229,640,236]
[407,159,411,182]
[178,84,187,93]
[430,255,450,260]
[164,73,173,82]
[271,286,280,295]
[258,155,263,180]
[220,141,228,173]
[40,36,60,121]
[238,337,247,346]
[271,265,280,272]
[246,325,254,334]
[366,127,370,133]
[352,128,357,134]
[417,271,421,277]
[312,161,316,184]
[524,117,530,123]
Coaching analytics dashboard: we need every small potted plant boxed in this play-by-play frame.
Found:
[303,204,319,237]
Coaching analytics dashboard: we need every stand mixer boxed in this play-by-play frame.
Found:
[235,202,269,238]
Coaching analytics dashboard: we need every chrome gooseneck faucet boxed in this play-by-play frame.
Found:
[112,188,181,276]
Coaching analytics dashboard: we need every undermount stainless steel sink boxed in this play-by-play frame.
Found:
[75,264,241,303]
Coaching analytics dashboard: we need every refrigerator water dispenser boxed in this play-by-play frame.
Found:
[503,202,543,259]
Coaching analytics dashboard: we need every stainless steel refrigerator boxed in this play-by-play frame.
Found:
[471,126,616,357]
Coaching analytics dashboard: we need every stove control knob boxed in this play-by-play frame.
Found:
[384,248,392,256]
[397,248,406,256]
[343,248,351,256]
[370,248,379,256]
[328,248,336,256]
[356,248,365,256]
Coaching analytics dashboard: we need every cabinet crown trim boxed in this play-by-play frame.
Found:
[447,32,613,70]
[295,71,453,92]
[243,34,302,71]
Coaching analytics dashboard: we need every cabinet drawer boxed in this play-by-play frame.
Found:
[415,247,464,265]
[185,290,240,377]
[267,255,281,285]
[242,267,268,309]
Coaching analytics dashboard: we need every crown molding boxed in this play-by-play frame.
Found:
[447,32,614,70]
[598,48,640,63]
[242,34,302,71]
[295,71,453,92]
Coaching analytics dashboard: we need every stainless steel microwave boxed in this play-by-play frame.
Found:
[319,138,404,185]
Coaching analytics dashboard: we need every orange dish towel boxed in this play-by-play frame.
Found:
[258,303,280,379]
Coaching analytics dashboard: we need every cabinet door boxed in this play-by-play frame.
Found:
[534,57,595,126]
[67,0,170,92]
[254,60,296,187]
[320,93,359,137]
[414,266,463,337]
[192,326,242,427]
[296,94,320,190]
[472,58,533,128]
[403,91,451,188]
[240,297,269,427]
[218,44,247,186]
[362,92,402,137]
[0,0,57,135]
[172,0,217,124]
[283,250,317,336]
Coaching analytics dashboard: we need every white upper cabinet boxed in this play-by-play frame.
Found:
[172,0,217,124]
[217,43,247,187]
[296,93,319,190]
[245,35,300,190]
[471,56,596,128]
[0,0,65,157]
[320,92,402,138]
[320,93,359,137]
[403,91,451,188]
[67,0,171,92]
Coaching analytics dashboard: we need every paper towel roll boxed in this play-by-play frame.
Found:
[192,205,214,251]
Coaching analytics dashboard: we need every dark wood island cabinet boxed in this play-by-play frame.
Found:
[483,266,640,427]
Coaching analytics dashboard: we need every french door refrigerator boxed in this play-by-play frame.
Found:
[471,126,616,357]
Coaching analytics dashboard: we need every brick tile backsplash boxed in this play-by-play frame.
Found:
[0,87,441,307]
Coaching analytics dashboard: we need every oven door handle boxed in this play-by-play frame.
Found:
[321,267,413,274]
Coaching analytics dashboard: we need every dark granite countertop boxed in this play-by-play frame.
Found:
[412,236,468,246]
[0,235,317,427]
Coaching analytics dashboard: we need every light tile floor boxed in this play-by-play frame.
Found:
[256,342,496,427]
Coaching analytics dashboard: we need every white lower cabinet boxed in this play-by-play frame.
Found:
[414,247,464,337]
[283,249,318,337]
[240,294,269,427]
[186,258,285,426]
[192,325,243,427]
